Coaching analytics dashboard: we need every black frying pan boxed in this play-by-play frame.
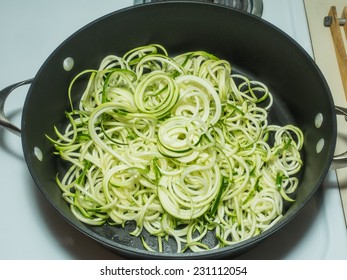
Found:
[0,1,338,259]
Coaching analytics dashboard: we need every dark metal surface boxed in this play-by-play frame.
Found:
[19,1,336,259]
[135,0,263,16]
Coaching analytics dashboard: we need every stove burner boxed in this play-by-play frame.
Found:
[135,0,263,17]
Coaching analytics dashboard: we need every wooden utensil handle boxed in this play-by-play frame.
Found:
[326,6,347,101]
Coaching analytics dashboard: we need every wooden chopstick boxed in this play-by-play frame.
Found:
[324,6,347,101]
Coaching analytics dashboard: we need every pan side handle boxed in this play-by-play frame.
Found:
[331,106,347,169]
[0,79,33,137]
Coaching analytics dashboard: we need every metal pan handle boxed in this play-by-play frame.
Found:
[331,106,347,170]
[0,79,33,137]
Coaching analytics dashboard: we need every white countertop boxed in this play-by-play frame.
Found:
[0,0,346,259]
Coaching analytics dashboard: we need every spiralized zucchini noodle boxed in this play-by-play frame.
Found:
[47,44,304,253]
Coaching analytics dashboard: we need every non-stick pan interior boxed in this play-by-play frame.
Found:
[21,2,336,259]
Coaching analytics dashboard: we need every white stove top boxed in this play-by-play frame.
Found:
[0,0,346,259]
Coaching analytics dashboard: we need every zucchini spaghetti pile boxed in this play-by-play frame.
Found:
[48,44,303,252]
